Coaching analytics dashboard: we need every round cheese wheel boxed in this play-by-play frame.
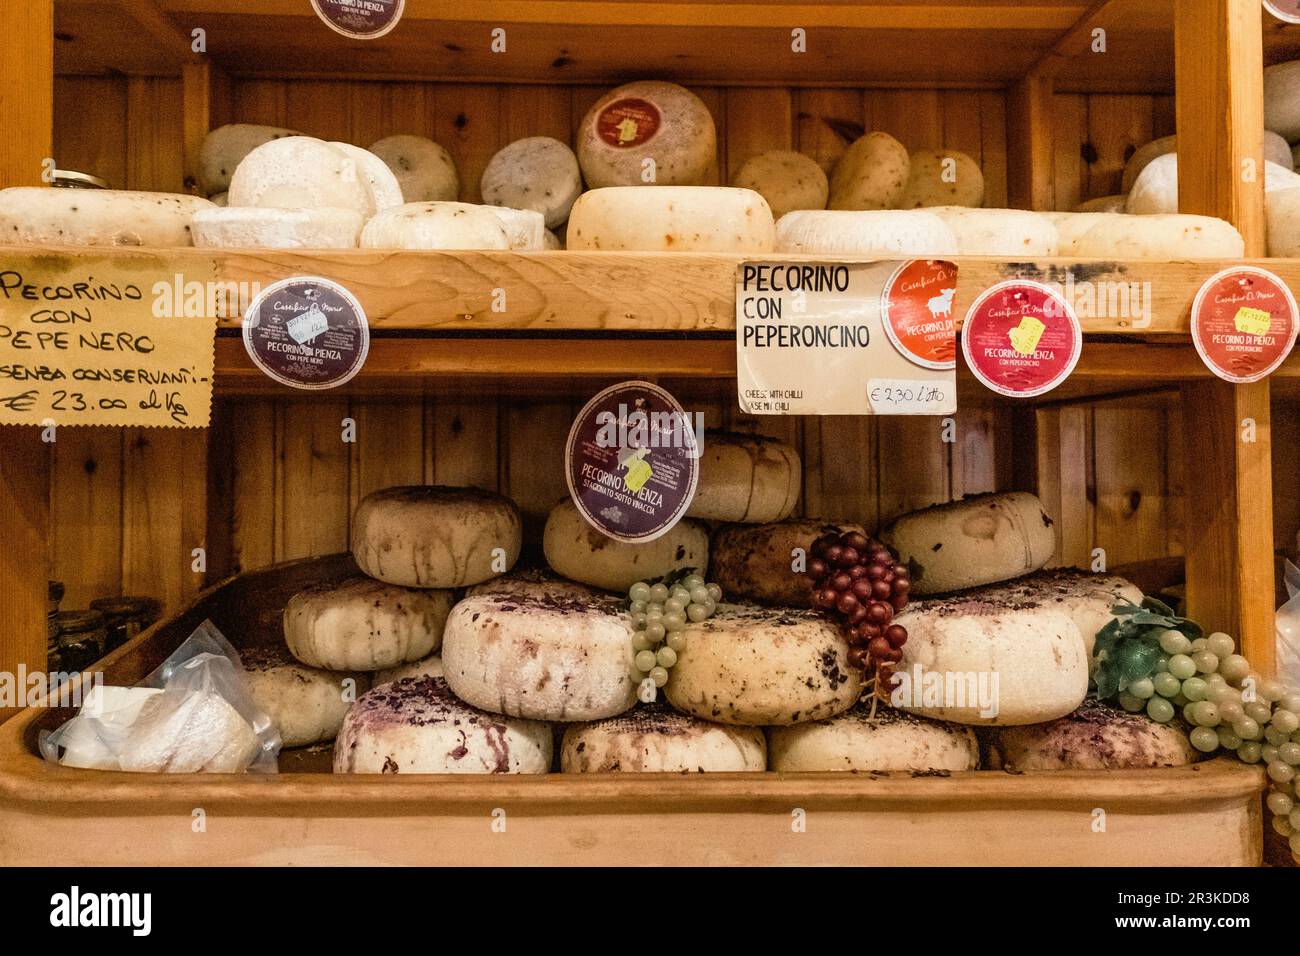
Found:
[879,492,1056,595]
[1074,195,1127,213]
[199,123,301,196]
[577,81,717,188]
[1121,134,1176,194]
[481,136,583,228]
[688,431,800,523]
[928,206,1058,256]
[709,518,866,607]
[375,653,443,686]
[486,206,547,250]
[241,645,370,747]
[664,603,862,726]
[775,209,958,256]
[767,702,978,772]
[191,207,363,249]
[351,486,522,588]
[0,188,213,247]
[1046,211,1123,254]
[828,132,910,210]
[330,142,404,212]
[369,135,459,203]
[210,191,229,207]
[334,676,551,774]
[732,150,829,220]
[229,137,375,217]
[984,697,1199,770]
[1265,59,1300,143]
[566,186,775,253]
[442,575,637,721]
[897,148,984,209]
[1128,153,1300,215]
[283,576,454,671]
[561,703,766,772]
[360,201,510,250]
[1070,213,1245,258]
[1267,185,1300,256]
[542,498,709,593]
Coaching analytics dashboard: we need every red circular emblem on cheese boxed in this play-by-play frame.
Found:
[1265,0,1300,24]
[566,381,699,544]
[1191,266,1298,384]
[596,99,662,149]
[242,276,370,390]
[961,279,1081,398]
[311,0,404,39]
[880,259,960,370]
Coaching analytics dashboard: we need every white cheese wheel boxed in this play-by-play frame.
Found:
[897,148,984,209]
[481,136,583,228]
[330,142,404,212]
[229,136,375,216]
[688,431,800,523]
[351,485,523,588]
[542,497,709,593]
[374,653,443,686]
[879,492,1056,595]
[732,150,829,220]
[565,186,775,252]
[240,645,370,748]
[1121,134,1176,194]
[334,676,551,774]
[368,134,460,203]
[210,191,229,207]
[360,201,511,250]
[486,206,547,250]
[1267,186,1300,256]
[199,123,301,196]
[577,81,717,188]
[709,518,867,607]
[561,703,767,772]
[1046,211,1123,254]
[442,576,637,721]
[768,703,978,773]
[1268,130,1293,171]
[1128,153,1300,214]
[928,206,1058,256]
[665,603,862,726]
[0,187,213,247]
[1070,212,1245,258]
[1265,60,1300,143]
[119,689,262,773]
[828,131,910,210]
[1074,195,1127,213]
[191,206,363,249]
[984,698,1199,770]
[775,209,958,256]
[283,576,454,671]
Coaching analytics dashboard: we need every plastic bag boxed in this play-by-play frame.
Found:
[1275,559,1300,688]
[40,620,281,773]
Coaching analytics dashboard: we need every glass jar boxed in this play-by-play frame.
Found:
[53,610,108,674]
[90,596,162,652]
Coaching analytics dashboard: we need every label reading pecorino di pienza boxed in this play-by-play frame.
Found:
[242,276,370,390]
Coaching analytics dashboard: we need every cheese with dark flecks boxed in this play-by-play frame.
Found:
[561,702,766,773]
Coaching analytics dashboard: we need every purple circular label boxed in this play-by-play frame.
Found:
[242,276,370,390]
[565,382,700,544]
[311,0,405,39]
[1266,0,1300,23]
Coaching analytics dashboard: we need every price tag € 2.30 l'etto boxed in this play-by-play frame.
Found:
[736,259,958,416]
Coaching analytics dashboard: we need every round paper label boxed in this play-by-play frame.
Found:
[242,276,370,390]
[1265,0,1300,24]
[1191,266,1299,384]
[597,99,662,149]
[880,259,960,370]
[311,0,404,39]
[961,279,1082,398]
[565,381,699,544]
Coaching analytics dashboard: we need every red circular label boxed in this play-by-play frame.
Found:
[1265,0,1300,23]
[565,382,699,544]
[880,259,959,370]
[961,279,1081,398]
[596,99,662,149]
[311,0,404,39]
[242,277,370,390]
[1191,267,1298,384]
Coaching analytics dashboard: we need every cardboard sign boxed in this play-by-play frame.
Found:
[0,255,217,428]
[1190,266,1299,384]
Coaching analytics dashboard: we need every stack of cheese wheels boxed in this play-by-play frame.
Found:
[566,186,776,253]
[0,188,214,247]
[441,573,639,721]
[240,645,370,748]
[709,518,867,607]
[688,432,801,523]
[577,80,717,188]
[768,703,979,773]
[984,698,1199,770]
[481,136,583,229]
[561,703,767,773]
[334,676,552,774]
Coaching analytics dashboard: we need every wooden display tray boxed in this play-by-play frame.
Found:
[0,555,1267,866]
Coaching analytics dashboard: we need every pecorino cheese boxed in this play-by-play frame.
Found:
[199,123,301,196]
[928,206,1058,256]
[359,201,511,250]
[767,702,979,772]
[577,81,717,188]
[228,136,376,217]
[368,134,460,203]
[688,431,801,523]
[896,148,985,209]
[351,485,522,588]
[878,492,1056,595]
[709,518,867,607]
[542,497,709,593]
[0,187,213,247]
[775,209,958,256]
[210,191,229,207]
[374,653,443,686]
[334,676,551,774]
[561,703,767,772]
[1121,135,1176,194]
[481,136,583,228]
[330,142,404,212]
[732,150,829,220]
[240,645,370,748]
[283,576,454,671]
[664,603,862,726]
[1046,211,1122,254]
[1069,213,1245,258]
[1266,60,1300,143]
[486,206,547,250]
[442,575,637,721]
[565,186,775,252]
[1267,186,1300,256]
[1128,153,1300,215]
[828,131,910,210]
[191,206,363,249]
[1074,195,1127,213]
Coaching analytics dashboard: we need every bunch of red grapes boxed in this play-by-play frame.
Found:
[808,530,910,686]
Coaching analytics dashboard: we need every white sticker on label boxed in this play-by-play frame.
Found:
[867,378,953,415]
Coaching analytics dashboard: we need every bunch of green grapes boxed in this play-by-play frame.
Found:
[627,570,722,698]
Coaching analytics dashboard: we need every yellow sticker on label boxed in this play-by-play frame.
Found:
[0,253,219,428]
[1008,315,1046,356]
[617,118,640,145]
[621,447,653,493]
[1234,306,1273,337]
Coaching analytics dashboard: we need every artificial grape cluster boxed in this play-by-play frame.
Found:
[807,530,910,686]
[628,569,722,699]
